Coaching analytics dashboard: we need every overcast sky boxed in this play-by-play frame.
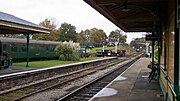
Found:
[0,0,145,43]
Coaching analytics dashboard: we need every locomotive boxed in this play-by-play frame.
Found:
[0,37,61,68]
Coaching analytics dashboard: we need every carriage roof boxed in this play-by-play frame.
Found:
[0,37,62,45]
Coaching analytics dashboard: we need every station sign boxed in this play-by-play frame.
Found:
[145,35,158,41]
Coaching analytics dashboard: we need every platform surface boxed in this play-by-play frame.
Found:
[90,57,163,101]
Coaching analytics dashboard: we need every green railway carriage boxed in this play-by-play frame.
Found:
[0,37,61,62]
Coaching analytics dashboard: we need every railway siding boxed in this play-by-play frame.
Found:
[0,57,117,94]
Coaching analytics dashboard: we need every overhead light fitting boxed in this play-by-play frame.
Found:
[121,4,130,12]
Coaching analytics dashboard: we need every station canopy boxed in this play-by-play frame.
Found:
[0,11,50,34]
[84,0,166,32]
[0,11,50,67]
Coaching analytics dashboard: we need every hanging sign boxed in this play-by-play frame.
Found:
[146,35,158,41]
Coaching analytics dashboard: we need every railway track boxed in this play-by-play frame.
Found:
[57,56,140,101]
[0,56,132,101]
[0,57,117,92]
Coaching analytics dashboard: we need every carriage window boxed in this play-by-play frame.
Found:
[40,45,45,50]
[30,44,37,50]
[11,44,17,52]
[49,45,55,51]
[52,45,56,51]
[21,45,27,52]
[3,44,7,51]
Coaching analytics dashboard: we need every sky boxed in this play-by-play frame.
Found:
[0,0,145,43]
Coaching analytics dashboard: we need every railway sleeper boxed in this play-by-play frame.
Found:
[90,87,103,89]
[73,96,90,100]
[99,81,110,85]
[87,91,98,94]
[90,88,101,92]
[81,93,95,97]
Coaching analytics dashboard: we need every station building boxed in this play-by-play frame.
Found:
[84,0,179,101]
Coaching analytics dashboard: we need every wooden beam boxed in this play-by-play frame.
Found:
[96,0,155,6]
[118,17,154,22]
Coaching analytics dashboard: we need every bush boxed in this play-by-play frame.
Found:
[55,41,80,61]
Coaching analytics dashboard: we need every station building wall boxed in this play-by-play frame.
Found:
[159,0,178,101]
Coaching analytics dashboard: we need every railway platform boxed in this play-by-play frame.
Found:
[0,66,35,76]
[90,57,163,101]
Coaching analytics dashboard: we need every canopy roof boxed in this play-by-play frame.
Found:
[84,0,166,32]
[0,11,50,34]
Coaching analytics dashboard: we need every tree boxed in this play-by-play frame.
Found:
[32,18,59,41]
[109,29,127,43]
[90,28,107,47]
[58,23,77,42]
[77,30,89,46]
[77,28,107,47]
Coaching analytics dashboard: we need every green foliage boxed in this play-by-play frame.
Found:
[58,22,77,42]
[55,43,80,61]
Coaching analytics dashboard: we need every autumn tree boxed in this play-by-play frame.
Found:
[109,29,127,43]
[90,28,107,47]
[77,28,107,47]
[32,18,59,41]
[77,29,91,46]
[58,23,77,42]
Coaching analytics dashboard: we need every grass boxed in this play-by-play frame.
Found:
[12,57,102,68]
[90,46,115,53]
[89,45,136,55]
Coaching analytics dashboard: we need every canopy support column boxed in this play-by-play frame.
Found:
[151,32,155,66]
[25,34,30,67]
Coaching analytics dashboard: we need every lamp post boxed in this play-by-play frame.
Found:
[103,41,105,57]
[114,37,119,54]
[85,31,90,58]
